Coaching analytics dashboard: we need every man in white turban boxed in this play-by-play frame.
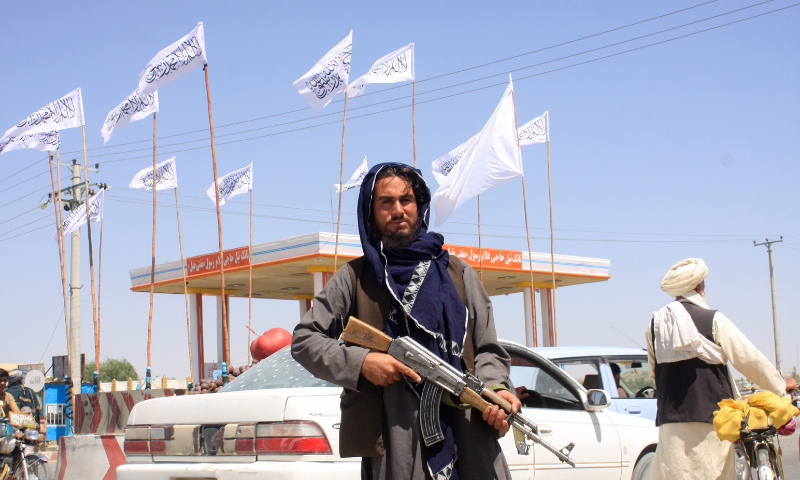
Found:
[646,258,784,480]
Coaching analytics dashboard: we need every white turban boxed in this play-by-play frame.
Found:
[661,258,708,297]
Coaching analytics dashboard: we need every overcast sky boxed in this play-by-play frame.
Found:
[1,1,798,381]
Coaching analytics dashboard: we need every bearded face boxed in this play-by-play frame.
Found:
[370,175,420,248]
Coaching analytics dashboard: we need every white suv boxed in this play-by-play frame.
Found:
[117,342,658,480]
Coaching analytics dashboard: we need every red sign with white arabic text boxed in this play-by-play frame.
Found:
[187,246,250,276]
[444,244,523,269]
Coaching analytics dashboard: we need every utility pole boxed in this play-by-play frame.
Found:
[45,159,100,389]
[754,237,783,372]
[69,159,83,389]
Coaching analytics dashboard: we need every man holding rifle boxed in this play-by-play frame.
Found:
[292,163,520,480]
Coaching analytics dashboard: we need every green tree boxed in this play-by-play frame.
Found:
[84,358,140,382]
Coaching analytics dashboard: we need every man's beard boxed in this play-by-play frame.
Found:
[374,215,420,249]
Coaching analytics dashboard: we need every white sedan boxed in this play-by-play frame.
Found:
[117,341,658,480]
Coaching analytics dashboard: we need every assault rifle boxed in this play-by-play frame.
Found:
[342,317,576,467]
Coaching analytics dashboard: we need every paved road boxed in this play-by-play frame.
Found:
[782,433,799,480]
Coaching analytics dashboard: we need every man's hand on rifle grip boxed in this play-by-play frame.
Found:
[482,389,521,436]
[361,352,422,386]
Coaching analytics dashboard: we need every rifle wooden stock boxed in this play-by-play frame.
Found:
[458,387,492,413]
[481,388,515,414]
[342,316,393,352]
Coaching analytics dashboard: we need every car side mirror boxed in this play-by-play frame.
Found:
[586,389,611,411]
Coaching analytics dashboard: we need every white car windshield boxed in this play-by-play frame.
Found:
[221,346,337,392]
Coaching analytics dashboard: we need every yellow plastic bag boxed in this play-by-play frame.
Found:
[748,391,800,428]
[713,399,749,442]
[746,406,769,429]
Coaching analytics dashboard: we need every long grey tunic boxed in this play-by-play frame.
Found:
[292,262,513,480]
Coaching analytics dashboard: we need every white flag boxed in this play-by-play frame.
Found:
[518,111,549,146]
[207,163,253,206]
[53,188,104,240]
[335,156,368,193]
[4,88,84,138]
[432,80,521,227]
[129,157,177,191]
[431,133,478,186]
[347,43,414,99]
[137,22,207,96]
[0,131,60,156]
[101,89,159,144]
[293,31,352,113]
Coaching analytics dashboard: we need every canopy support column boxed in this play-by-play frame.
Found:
[189,293,204,382]
[540,288,554,347]
[522,286,535,348]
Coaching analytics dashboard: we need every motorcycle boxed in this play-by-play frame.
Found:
[734,412,784,480]
[0,416,47,480]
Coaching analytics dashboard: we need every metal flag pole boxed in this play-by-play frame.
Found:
[81,125,100,378]
[204,64,229,365]
[248,187,253,364]
[477,195,484,284]
[54,148,72,400]
[48,151,71,371]
[333,86,349,272]
[546,140,558,346]
[510,75,538,348]
[146,112,157,387]
[174,188,193,380]
[413,81,417,168]
[98,214,104,370]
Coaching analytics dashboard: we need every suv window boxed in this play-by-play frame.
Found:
[608,357,655,398]
[509,354,582,410]
[221,346,337,392]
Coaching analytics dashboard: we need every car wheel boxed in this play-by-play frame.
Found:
[632,451,655,480]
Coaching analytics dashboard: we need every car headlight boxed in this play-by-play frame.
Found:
[23,429,38,442]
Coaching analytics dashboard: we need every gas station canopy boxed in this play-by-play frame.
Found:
[129,232,610,298]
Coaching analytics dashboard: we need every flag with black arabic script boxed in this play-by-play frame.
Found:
[138,22,207,96]
[431,80,521,227]
[206,163,252,206]
[0,131,59,157]
[335,156,368,193]
[3,88,84,139]
[101,89,159,144]
[347,43,414,99]
[293,31,352,113]
[431,133,478,186]
[129,157,177,191]
[53,188,104,240]
[518,111,549,146]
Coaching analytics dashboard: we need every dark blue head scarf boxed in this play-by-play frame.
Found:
[357,163,466,478]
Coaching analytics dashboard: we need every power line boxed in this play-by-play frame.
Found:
[0,158,46,185]
[104,194,774,244]
[60,1,798,170]
[0,215,51,238]
[0,207,37,226]
[111,188,779,239]
[38,305,66,364]
[0,175,72,211]
[0,223,51,243]
[113,187,780,240]
[0,2,790,200]
[57,0,780,161]
[52,1,723,156]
